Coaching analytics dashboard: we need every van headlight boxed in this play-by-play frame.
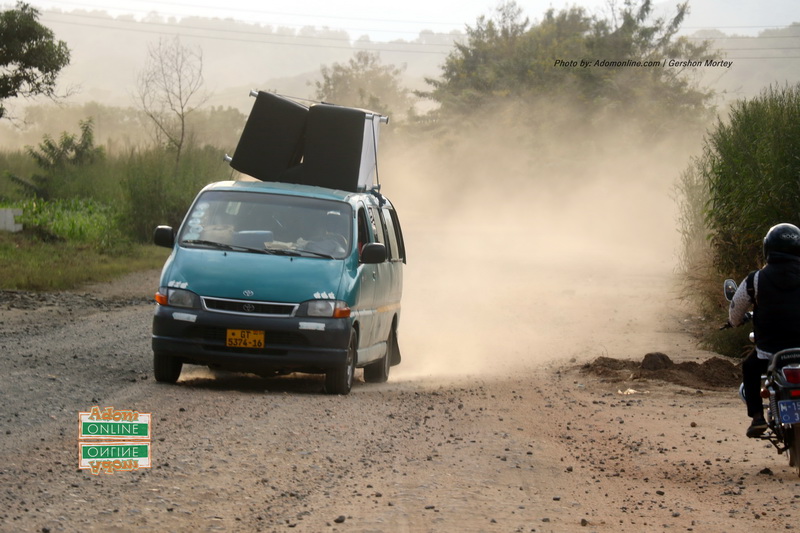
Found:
[156,287,201,309]
[296,299,350,318]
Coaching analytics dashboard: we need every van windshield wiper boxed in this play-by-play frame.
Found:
[182,240,334,259]
[183,239,274,255]
[261,247,302,257]
[295,249,336,259]
[182,239,238,251]
[262,246,335,259]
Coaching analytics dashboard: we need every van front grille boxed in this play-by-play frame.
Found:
[202,297,297,317]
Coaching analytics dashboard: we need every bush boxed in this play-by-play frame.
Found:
[0,151,38,202]
[3,198,123,247]
[705,84,800,278]
[676,83,800,353]
[678,83,800,310]
[701,325,754,360]
[119,145,229,242]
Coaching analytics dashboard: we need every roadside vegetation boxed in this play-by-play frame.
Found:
[0,136,229,290]
[0,231,168,291]
[676,83,800,356]
[1,0,798,320]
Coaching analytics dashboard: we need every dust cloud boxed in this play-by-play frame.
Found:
[380,105,705,380]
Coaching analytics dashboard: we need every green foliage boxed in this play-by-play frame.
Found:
[119,145,229,242]
[3,198,123,248]
[3,144,230,254]
[314,51,414,120]
[0,2,70,119]
[8,118,104,200]
[701,84,800,281]
[701,326,754,359]
[422,0,716,139]
[675,82,800,332]
[0,150,37,201]
[423,1,534,112]
[0,231,168,290]
[0,83,236,289]
[27,118,103,169]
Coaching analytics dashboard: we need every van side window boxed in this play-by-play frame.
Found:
[384,207,405,262]
[368,206,388,248]
[382,207,400,262]
[357,208,370,253]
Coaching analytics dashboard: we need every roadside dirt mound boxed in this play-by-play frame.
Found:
[581,352,740,390]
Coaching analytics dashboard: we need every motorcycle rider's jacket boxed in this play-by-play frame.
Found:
[747,252,800,356]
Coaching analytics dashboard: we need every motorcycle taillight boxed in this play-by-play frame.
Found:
[781,367,800,384]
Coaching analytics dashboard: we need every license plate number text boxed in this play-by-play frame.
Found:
[226,329,265,348]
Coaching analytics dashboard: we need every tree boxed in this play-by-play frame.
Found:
[8,118,103,199]
[314,51,413,120]
[423,1,533,114]
[135,36,208,164]
[0,2,70,120]
[422,0,717,137]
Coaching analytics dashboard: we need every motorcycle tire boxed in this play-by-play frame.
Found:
[789,425,800,478]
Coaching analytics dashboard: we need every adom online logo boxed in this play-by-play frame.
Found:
[78,406,152,475]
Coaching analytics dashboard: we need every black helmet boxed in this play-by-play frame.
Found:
[763,223,800,259]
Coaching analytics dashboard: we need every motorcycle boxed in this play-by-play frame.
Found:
[724,279,800,476]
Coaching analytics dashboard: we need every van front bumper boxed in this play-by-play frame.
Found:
[152,304,351,373]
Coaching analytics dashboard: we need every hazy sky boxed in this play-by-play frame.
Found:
[23,0,800,41]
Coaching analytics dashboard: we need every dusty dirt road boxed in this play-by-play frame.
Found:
[2,168,799,532]
[2,234,800,533]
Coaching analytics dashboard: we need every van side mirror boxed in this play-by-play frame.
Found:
[154,225,175,248]
[360,242,386,264]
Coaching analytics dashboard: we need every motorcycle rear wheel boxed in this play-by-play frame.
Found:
[789,425,800,477]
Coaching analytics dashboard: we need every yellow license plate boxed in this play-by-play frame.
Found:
[226,329,265,348]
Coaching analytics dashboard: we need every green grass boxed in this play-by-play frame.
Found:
[0,232,170,291]
[7,198,120,245]
[700,325,754,360]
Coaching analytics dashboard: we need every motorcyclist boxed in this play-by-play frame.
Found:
[729,223,800,437]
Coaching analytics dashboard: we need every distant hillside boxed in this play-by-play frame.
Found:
[0,6,797,144]
[694,23,800,101]
[35,9,457,112]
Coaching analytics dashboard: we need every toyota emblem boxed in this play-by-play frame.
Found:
[243,289,254,297]
[242,303,256,313]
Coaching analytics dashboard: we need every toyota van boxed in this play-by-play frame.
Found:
[150,91,405,394]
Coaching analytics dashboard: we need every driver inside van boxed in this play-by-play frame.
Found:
[297,210,349,256]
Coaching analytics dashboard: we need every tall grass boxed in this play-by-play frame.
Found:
[678,83,800,290]
[119,145,231,242]
[0,151,39,202]
[676,83,800,354]
[1,143,231,243]
[704,84,800,279]
[0,141,232,289]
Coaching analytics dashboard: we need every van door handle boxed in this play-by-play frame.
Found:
[372,272,377,280]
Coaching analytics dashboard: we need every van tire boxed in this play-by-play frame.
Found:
[364,327,394,383]
[325,329,357,394]
[153,352,182,383]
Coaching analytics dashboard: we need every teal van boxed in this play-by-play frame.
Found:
[150,92,405,394]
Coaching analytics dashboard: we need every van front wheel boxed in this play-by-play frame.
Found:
[325,330,357,395]
[153,352,182,383]
[364,327,394,383]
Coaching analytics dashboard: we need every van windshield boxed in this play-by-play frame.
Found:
[178,190,353,259]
